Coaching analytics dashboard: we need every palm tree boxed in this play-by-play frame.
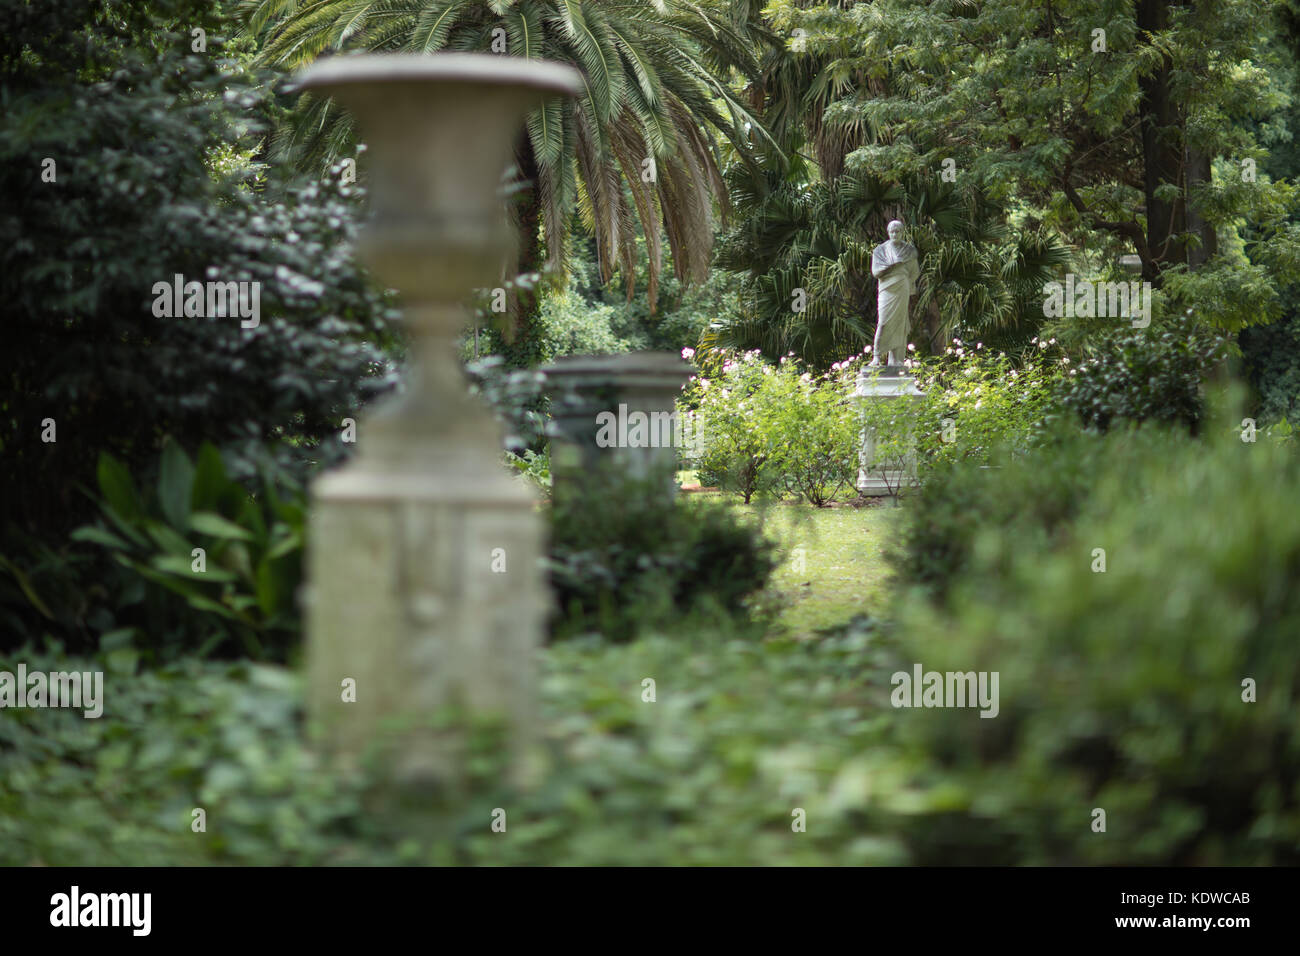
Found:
[241,0,775,360]
[711,162,1072,367]
[705,2,1071,366]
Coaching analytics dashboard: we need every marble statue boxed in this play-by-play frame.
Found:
[869,220,920,368]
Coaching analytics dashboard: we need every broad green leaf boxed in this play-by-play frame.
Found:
[150,554,239,582]
[238,496,268,543]
[227,593,260,613]
[145,521,195,558]
[190,511,255,541]
[126,560,238,621]
[98,628,138,651]
[157,439,195,530]
[105,648,139,675]
[183,591,247,619]
[254,557,284,617]
[70,525,131,551]
[265,525,302,561]
[97,453,141,519]
[191,442,229,513]
[99,503,150,549]
[0,555,54,619]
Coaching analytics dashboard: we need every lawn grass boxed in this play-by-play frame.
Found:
[685,488,903,638]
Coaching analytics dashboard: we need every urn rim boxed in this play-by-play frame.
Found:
[294,52,584,97]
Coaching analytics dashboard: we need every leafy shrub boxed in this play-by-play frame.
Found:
[693,346,1057,506]
[0,528,101,649]
[761,359,861,507]
[892,423,1118,605]
[0,623,910,866]
[505,448,553,500]
[911,344,1059,471]
[71,440,306,663]
[692,350,859,506]
[0,0,396,645]
[465,356,550,455]
[1240,300,1300,424]
[0,0,396,534]
[692,350,775,502]
[535,289,631,358]
[546,469,777,641]
[887,419,1300,864]
[0,648,368,866]
[1054,318,1229,434]
[568,241,740,355]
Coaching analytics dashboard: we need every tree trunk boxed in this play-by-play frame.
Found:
[500,131,546,368]
[1133,0,1190,282]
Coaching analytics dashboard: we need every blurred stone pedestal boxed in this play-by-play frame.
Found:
[541,352,693,498]
[856,366,923,496]
[296,54,580,788]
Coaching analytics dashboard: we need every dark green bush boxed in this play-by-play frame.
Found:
[546,469,777,641]
[892,422,1104,605]
[1,0,396,538]
[0,0,397,646]
[1240,298,1300,425]
[464,355,550,455]
[1054,318,1229,434]
[0,647,368,865]
[886,418,1300,864]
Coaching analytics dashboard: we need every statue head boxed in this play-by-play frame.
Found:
[887,219,906,241]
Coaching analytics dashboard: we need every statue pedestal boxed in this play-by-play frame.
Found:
[540,352,693,498]
[306,458,546,786]
[855,367,923,496]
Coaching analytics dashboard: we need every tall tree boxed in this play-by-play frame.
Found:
[241,0,773,363]
[709,0,1069,364]
[766,0,1300,335]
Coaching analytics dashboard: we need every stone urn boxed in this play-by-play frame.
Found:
[540,352,694,498]
[295,54,581,785]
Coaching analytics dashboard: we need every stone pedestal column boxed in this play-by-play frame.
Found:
[540,352,694,497]
[856,367,924,496]
[296,54,581,786]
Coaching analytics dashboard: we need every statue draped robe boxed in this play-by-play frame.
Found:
[871,240,920,363]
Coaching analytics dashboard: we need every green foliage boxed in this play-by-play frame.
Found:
[588,245,744,354]
[911,344,1060,471]
[71,440,306,663]
[693,346,1059,506]
[246,0,768,317]
[546,470,777,642]
[1240,299,1300,424]
[505,448,553,501]
[889,420,1300,864]
[893,425,1124,606]
[1054,318,1231,434]
[0,528,101,649]
[465,356,550,455]
[692,349,859,506]
[691,349,779,502]
[712,164,1070,366]
[534,288,632,360]
[759,0,1300,345]
[0,649,369,865]
[0,623,911,865]
[0,0,397,549]
[760,359,860,507]
[470,245,741,368]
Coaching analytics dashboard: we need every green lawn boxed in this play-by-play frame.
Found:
[687,489,901,638]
